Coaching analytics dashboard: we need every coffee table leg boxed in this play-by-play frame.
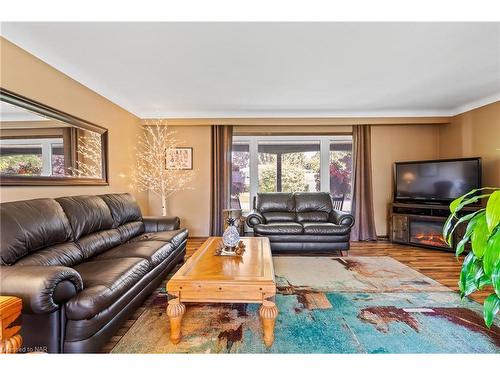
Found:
[167,299,186,344]
[259,300,278,348]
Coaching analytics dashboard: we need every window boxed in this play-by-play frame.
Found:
[231,135,353,212]
[0,138,64,177]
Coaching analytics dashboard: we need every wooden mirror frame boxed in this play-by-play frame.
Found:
[0,88,109,186]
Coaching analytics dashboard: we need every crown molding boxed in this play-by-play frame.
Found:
[139,94,500,120]
[450,92,500,116]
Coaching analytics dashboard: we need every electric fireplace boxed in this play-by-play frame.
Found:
[409,218,451,250]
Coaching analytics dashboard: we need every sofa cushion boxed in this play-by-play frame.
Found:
[0,198,73,265]
[132,228,188,248]
[14,242,84,267]
[295,192,333,222]
[94,240,175,267]
[56,195,114,240]
[257,193,295,213]
[301,222,351,235]
[253,222,304,235]
[75,228,122,259]
[262,211,296,223]
[117,221,145,242]
[67,257,151,320]
[99,193,143,227]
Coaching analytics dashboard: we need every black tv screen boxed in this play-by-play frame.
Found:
[395,158,481,203]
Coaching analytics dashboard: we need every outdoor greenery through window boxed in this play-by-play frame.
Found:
[231,135,353,212]
[0,138,64,176]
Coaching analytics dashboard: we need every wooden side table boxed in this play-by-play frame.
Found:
[0,296,22,354]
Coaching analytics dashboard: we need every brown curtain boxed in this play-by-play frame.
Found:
[350,125,377,241]
[210,125,233,236]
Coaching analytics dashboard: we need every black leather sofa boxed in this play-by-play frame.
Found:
[0,193,188,353]
[246,192,354,254]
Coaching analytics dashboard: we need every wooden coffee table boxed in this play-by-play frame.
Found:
[166,237,278,347]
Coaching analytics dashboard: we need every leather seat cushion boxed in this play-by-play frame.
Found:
[253,222,303,235]
[262,211,296,223]
[67,258,151,320]
[261,234,350,243]
[117,221,145,242]
[132,228,188,248]
[94,240,174,267]
[14,242,84,267]
[302,222,350,235]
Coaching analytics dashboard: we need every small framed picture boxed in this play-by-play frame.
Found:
[166,147,193,170]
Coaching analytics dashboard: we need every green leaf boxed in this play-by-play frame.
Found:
[483,294,500,328]
[476,274,492,289]
[446,210,483,245]
[450,196,465,214]
[483,229,500,276]
[471,214,489,258]
[454,193,492,213]
[460,252,481,297]
[455,235,470,257]
[486,190,500,232]
[449,187,496,214]
[492,266,500,298]
[442,214,457,245]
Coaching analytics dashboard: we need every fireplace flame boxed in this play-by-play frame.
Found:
[412,232,449,247]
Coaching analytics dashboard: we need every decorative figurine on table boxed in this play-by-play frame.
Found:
[223,217,240,249]
[215,218,246,257]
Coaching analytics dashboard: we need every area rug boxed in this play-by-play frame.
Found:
[111,256,500,354]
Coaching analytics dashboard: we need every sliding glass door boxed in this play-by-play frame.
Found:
[231,135,353,212]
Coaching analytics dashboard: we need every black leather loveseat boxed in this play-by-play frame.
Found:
[246,192,354,254]
[0,193,187,353]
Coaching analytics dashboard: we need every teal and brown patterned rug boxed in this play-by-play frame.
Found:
[112,256,500,353]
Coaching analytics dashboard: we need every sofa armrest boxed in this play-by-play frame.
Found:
[245,210,265,228]
[0,266,83,315]
[143,216,180,232]
[329,210,355,228]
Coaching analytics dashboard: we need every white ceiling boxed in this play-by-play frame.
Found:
[1,22,499,118]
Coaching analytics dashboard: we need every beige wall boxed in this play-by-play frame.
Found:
[147,126,212,237]
[439,101,500,187]
[371,125,441,236]
[0,37,148,211]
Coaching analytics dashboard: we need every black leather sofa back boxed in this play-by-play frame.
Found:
[295,192,333,222]
[100,193,145,242]
[257,192,296,223]
[0,198,74,266]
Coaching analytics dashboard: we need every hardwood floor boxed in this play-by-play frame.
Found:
[102,237,492,352]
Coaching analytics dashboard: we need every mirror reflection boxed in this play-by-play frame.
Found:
[0,101,103,179]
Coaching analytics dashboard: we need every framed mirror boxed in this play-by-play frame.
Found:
[0,88,108,185]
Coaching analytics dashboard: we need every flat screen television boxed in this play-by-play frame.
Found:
[394,157,481,204]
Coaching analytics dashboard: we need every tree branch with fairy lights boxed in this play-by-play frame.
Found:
[132,120,194,216]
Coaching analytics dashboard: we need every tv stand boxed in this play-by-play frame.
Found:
[390,202,477,251]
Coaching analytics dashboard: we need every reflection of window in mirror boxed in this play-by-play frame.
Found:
[0,100,103,179]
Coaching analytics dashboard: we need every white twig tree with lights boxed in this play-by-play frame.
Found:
[132,120,194,216]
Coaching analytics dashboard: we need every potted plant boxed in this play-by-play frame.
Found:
[443,188,500,327]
